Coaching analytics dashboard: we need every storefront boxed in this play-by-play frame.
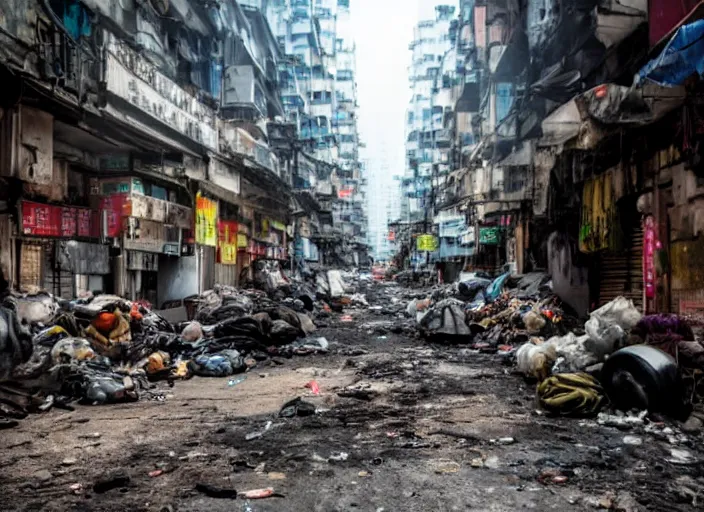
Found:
[97,175,193,306]
[19,200,108,298]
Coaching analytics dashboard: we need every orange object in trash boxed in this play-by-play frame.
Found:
[240,488,274,499]
[130,303,143,321]
[147,351,171,374]
[93,312,117,333]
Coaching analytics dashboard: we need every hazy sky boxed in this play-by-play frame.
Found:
[352,0,457,249]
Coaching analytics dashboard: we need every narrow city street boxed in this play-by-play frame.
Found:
[1,281,702,512]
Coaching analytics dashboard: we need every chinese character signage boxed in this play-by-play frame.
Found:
[195,192,217,247]
[416,234,438,252]
[643,216,656,299]
[479,227,501,245]
[22,201,96,238]
[218,220,238,265]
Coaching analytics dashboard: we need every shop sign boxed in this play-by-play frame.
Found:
[416,234,439,252]
[237,233,248,248]
[218,220,238,265]
[22,201,96,238]
[643,216,656,299]
[269,219,286,232]
[100,194,129,238]
[195,193,218,247]
[479,227,501,245]
[105,43,218,150]
[388,230,395,242]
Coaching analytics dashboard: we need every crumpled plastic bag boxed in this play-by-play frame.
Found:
[419,299,471,339]
[523,311,547,334]
[270,320,300,344]
[182,321,203,342]
[516,340,557,381]
[13,292,58,324]
[584,297,641,359]
[190,349,246,377]
[51,337,96,364]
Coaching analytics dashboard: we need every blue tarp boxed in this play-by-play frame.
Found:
[639,20,704,86]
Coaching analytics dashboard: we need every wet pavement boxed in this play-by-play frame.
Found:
[1,286,703,511]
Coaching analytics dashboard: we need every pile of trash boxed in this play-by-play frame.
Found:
[0,277,337,428]
[406,271,704,421]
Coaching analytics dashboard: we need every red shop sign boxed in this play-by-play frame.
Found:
[22,202,96,238]
[643,216,656,300]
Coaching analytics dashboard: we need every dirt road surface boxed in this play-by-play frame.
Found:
[1,304,703,511]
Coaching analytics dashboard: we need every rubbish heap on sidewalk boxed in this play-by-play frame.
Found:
[0,268,360,428]
[405,271,704,423]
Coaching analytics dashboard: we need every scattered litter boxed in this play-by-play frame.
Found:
[328,452,349,462]
[240,488,274,500]
[305,380,320,395]
[279,397,316,418]
[622,436,643,446]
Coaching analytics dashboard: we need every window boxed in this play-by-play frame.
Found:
[407,112,414,124]
[422,109,431,121]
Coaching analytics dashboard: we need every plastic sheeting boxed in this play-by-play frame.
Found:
[638,19,704,86]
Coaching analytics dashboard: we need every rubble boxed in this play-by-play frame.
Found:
[0,270,362,427]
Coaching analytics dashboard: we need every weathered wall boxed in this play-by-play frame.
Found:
[547,231,590,317]
[157,255,198,307]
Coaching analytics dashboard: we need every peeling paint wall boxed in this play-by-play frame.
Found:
[157,255,198,307]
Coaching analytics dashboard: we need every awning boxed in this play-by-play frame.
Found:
[199,180,240,206]
[539,99,582,147]
[102,103,203,158]
[638,19,704,86]
[498,141,533,167]
[583,83,686,125]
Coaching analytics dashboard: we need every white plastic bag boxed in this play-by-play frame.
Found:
[584,297,642,358]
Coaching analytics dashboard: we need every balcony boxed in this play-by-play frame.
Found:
[220,123,280,178]
[292,19,313,35]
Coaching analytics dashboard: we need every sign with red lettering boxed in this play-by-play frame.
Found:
[643,216,656,299]
[217,220,238,264]
[100,194,129,237]
[22,202,59,236]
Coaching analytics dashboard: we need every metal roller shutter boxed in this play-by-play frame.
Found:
[214,263,238,287]
[597,227,644,311]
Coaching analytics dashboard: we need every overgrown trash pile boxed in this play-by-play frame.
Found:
[0,274,352,428]
[406,272,704,423]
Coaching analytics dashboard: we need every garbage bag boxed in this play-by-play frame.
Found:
[294,285,316,311]
[601,345,687,419]
[213,316,267,342]
[486,273,510,302]
[419,299,471,341]
[33,325,70,347]
[457,278,491,299]
[181,321,203,342]
[537,373,605,417]
[584,297,641,358]
[549,332,601,372]
[279,397,316,418]
[297,313,317,336]
[267,306,302,332]
[0,306,34,381]
[84,373,138,404]
[190,349,246,377]
[523,311,547,334]
[14,292,58,324]
[51,337,96,364]
[270,320,300,345]
[516,341,557,381]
